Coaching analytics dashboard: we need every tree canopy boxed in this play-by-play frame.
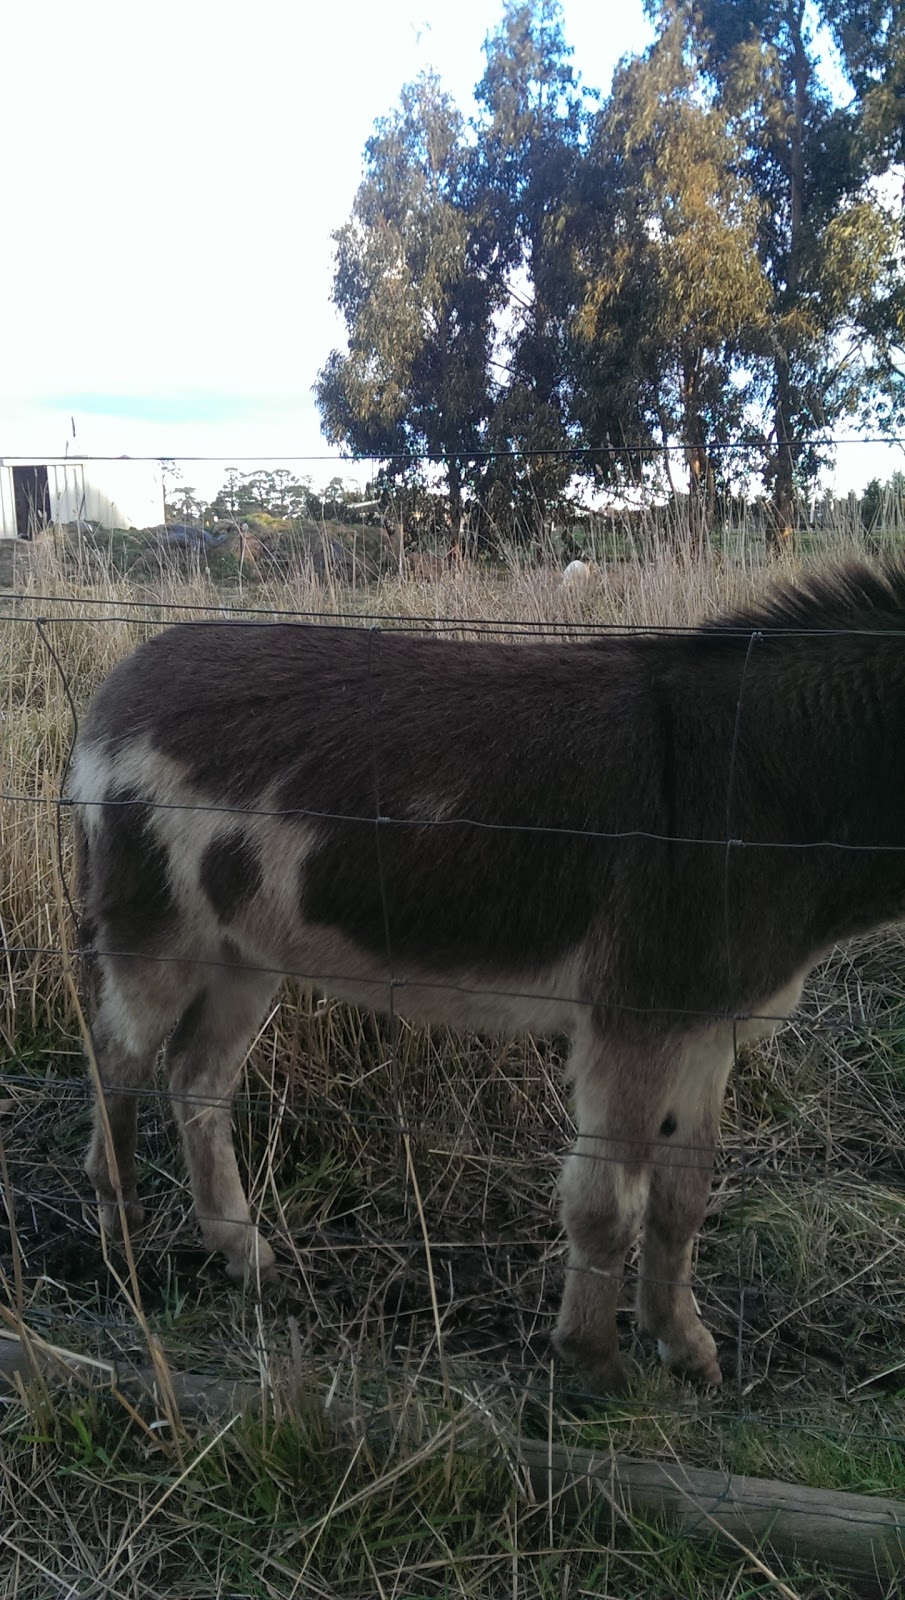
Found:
[316,0,905,548]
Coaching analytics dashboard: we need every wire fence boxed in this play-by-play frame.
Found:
[1,552,905,1576]
[1,433,904,463]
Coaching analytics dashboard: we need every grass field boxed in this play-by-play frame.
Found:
[1,525,904,1598]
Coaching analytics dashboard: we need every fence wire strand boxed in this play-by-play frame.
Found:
[1,433,903,463]
[8,588,905,639]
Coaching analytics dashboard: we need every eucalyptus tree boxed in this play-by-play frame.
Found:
[316,73,496,543]
[471,0,587,540]
[685,0,903,539]
[829,1,905,174]
[568,4,769,525]
[828,0,905,436]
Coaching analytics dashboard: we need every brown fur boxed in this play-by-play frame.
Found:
[69,562,905,1391]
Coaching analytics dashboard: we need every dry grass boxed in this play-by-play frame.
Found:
[1,520,903,1598]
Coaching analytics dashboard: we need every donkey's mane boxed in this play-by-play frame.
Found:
[701,560,905,636]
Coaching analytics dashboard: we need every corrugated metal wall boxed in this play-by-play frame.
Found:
[0,460,163,535]
[79,460,164,529]
[48,462,87,524]
[0,466,16,538]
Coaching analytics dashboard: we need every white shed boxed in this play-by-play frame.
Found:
[0,457,164,538]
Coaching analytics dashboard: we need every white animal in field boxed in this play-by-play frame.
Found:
[562,559,594,585]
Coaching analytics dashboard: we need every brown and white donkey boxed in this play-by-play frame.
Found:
[70,562,905,1393]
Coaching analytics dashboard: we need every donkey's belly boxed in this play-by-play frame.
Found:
[254,918,583,1037]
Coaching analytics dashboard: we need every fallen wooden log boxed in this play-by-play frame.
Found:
[3,1331,902,1586]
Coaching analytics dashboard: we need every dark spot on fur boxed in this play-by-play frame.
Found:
[200,831,262,923]
[659,1113,677,1138]
[220,936,243,965]
[94,787,175,946]
[169,990,208,1055]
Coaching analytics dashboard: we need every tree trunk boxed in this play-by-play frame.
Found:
[682,354,710,553]
[769,3,807,552]
[770,351,796,550]
[447,458,464,563]
[382,513,406,575]
[656,399,679,510]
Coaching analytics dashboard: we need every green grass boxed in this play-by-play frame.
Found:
[2,1376,895,1598]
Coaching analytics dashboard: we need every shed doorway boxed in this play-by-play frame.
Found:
[13,465,51,537]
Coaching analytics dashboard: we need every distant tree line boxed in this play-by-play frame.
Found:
[162,465,381,526]
[314,0,904,549]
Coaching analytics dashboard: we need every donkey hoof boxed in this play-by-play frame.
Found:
[552,1332,633,1396]
[224,1236,279,1292]
[92,1197,146,1236]
[583,1355,632,1396]
[658,1335,723,1388]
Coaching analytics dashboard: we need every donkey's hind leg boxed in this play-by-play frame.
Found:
[554,1025,657,1393]
[85,955,194,1233]
[636,1029,732,1386]
[165,968,281,1283]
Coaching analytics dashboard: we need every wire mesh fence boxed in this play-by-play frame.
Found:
[1,500,905,1591]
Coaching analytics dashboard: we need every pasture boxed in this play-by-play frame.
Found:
[1,526,904,1599]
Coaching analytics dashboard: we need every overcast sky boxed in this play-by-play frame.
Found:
[2,0,899,498]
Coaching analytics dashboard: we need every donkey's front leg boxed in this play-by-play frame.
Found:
[554,1028,655,1393]
[636,1028,732,1386]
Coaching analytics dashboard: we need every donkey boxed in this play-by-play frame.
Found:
[69,562,905,1394]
